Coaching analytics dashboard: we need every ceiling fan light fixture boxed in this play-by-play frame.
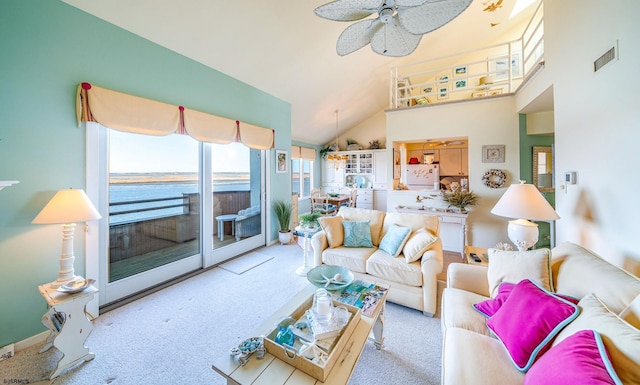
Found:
[315,0,473,57]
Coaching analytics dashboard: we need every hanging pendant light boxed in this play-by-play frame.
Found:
[329,109,347,170]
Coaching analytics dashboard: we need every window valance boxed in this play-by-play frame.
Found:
[76,82,274,149]
[291,145,317,161]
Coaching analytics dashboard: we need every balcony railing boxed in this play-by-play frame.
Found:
[108,191,253,262]
[390,0,544,109]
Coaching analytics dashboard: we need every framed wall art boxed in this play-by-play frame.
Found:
[482,145,505,163]
[276,150,288,173]
[488,51,522,81]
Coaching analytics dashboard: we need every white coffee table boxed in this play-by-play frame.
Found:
[216,214,238,241]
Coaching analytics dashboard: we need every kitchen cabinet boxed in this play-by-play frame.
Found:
[439,148,468,176]
[345,151,373,175]
[373,150,388,189]
[321,158,344,187]
[356,189,373,210]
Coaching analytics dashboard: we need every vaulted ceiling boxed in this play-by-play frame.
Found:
[62,0,537,145]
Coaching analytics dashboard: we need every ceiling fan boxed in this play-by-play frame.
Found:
[314,0,473,57]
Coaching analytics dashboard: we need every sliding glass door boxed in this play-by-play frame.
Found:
[90,126,266,306]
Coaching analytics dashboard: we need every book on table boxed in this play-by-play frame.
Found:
[335,279,388,317]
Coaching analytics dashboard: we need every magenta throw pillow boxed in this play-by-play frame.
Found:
[486,279,580,371]
[473,282,515,318]
[524,329,623,385]
[474,282,579,319]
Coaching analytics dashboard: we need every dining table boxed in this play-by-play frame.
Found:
[327,194,350,207]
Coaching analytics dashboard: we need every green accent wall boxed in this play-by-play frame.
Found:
[0,1,291,346]
[518,113,555,248]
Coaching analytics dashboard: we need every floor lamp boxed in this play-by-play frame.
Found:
[32,188,101,288]
[491,181,559,251]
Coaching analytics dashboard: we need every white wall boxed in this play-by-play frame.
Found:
[386,97,520,248]
[334,110,386,150]
[537,0,640,270]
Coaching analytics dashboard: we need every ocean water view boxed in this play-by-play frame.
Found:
[109,173,250,224]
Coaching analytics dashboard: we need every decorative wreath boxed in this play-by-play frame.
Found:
[482,169,507,188]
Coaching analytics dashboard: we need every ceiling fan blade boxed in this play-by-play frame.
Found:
[336,19,382,56]
[395,0,430,6]
[314,0,381,22]
[398,0,473,35]
[370,17,422,57]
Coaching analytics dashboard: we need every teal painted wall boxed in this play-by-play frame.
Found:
[0,1,291,346]
[518,113,555,248]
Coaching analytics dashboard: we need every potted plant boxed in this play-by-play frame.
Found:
[299,212,321,229]
[441,190,478,213]
[272,199,293,244]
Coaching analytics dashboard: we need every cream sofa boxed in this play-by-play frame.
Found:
[311,206,443,316]
[441,242,640,385]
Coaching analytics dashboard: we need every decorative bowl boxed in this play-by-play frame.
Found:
[307,265,354,291]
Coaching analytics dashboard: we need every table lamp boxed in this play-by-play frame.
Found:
[32,188,101,287]
[490,181,559,251]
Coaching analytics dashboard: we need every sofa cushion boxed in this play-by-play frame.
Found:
[342,221,374,248]
[524,330,622,385]
[442,328,524,385]
[337,207,386,246]
[402,228,439,263]
[487,248,552,298]
[366,250,422,287]
[317,215,344,248]
[553,293,640,385]
[378,224,411,257]
[620,294,640,329]
[486,279,579,372]
[441,288,494,337]
[322,246,375,274]
[381,211,440,238]
[551,242,640,314]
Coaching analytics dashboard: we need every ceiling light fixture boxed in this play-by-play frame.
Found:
[327,109,348,170]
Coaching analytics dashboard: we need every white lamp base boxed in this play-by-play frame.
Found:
[50,223,78,288]
[507,219,539,251]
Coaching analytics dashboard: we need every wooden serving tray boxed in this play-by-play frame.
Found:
[263,294,361,382]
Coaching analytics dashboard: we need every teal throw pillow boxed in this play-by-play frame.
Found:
[379,224,412,257]
[342,221,374,248]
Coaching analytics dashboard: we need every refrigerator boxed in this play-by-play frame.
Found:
[405,164,440,190]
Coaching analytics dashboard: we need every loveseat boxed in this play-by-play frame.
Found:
[310,206,443,316]
[441,242,640,384]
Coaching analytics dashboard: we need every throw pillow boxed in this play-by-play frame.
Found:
[487,248,553,298]
[524,329,623,385]
[342,221,374,248]
[378,224,412,257]
[553,293,640,385]
[317,215,344,248]
[474,282,579,319]
[486,279,580,372]
[473,282,516,318]
[402,228,438,263]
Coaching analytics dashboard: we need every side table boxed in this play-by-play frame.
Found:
[464,245,489,266]
[216,214,238,241]
[294,225,318,276]
[38,279,98,379]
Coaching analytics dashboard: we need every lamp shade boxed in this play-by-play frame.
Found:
[32,188,102,224]
[491,182,560,221]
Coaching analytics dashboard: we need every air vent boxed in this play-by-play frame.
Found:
[594,45,616,72]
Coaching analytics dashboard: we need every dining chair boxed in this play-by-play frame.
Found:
[311,191,337,216]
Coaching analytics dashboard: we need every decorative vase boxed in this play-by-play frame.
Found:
[275,317,295,346]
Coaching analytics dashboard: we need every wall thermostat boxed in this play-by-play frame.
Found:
[565,171,577,185]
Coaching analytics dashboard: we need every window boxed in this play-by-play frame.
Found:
[291,158,313,198]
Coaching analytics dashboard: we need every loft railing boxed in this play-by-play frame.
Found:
[390,0,544,109]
